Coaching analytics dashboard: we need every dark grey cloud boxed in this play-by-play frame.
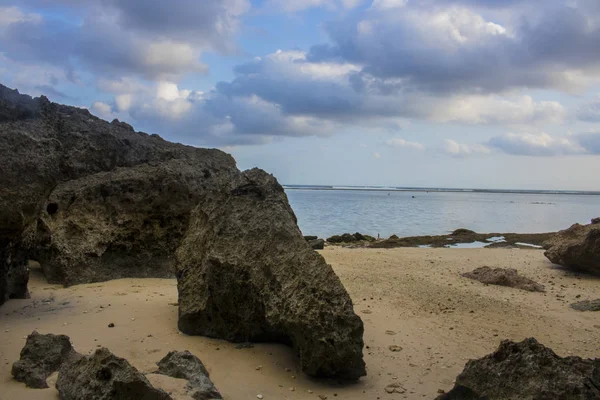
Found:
[0,0,248,80]
[308,0,600,94]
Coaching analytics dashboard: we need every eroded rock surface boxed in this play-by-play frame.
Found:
[0,84,237,290]
[570,299,600,311]
[156,350,222,400]
[438,338,600,400]
[56,347,172,400]
[0,85,366,380]
[544,219,600,275]
[12,331,79,388]
[177,169,366,380]
[461,266,545,292]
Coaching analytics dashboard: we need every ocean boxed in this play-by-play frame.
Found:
[285,187,600,239]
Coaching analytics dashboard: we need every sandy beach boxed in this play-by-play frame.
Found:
[1,247,598,400]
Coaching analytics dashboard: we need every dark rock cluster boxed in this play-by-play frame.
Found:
[327,232,375,243]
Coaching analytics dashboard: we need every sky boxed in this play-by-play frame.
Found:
[2,0,600,190]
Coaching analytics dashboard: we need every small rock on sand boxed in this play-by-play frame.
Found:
[570,299,600,312]
[461,266,545,292]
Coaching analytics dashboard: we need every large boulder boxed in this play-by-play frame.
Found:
[438,338,600,400]
[0,83,238,292]
[543,220,600,275]
[176,169,366,380]
[156,350,222,400]
[12,331,79,388]
[56,347,172,400]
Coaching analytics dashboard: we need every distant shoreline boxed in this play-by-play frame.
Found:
[283,186,600,196]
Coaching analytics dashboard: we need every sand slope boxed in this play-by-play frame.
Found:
[1,248,598,399]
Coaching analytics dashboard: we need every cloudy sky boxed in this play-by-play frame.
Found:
[2,0,600,190]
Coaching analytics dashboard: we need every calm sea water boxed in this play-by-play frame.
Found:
[285,189,600,239]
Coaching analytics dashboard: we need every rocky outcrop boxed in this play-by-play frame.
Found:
[438,338,600,400]
[12,331,79,388]
[176,169,366,380]
[304,236,325,249]
[543,219,600,275]
[156,350,222,400]
[56,347,172,400]
[327,232,375,243]
[308,238,325,250]
[461,267,545,292]
[0,84,238,291]
[0,84,366,380]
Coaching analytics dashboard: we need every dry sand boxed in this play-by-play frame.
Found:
[1,248,599,400]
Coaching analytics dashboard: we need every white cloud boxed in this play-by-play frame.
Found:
[488,132,586,156]
[385,138,425,150]
[114,94,133,112]
[443,139,491,157]
[92,101,113,119]
[373,152,382,159]
[431,95,566,125]
[0,6,41,28]
[266,0,362,12]
[371,0,408,10]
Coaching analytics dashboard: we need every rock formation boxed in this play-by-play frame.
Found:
[308,238,325,250]
[0,84,365,379]
[461,267,545,292]
[543,219,600,275]
[570,299,600,312]
[438,338,600,399]
[327,232,375,243]
[156,350,222,400]
[0,83,236,292]
[176,169,366,379]
[56,347,172,400]
[12,331,79,388]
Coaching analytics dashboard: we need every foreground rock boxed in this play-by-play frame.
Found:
[438,338,600,400]
[544,219,600,275]
[156,350,222,400]
[12,331,79,388]
[461,267,545,292]
[570,299,600,311]
[177,169,366,380]
[57,347,172,400]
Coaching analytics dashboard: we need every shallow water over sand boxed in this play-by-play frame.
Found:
[286,189,600,238]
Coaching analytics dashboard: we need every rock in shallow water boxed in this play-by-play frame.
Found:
[543,219,600,276]
[156,350,222,400]
[438,338,600,400]
[176,169,366,380]
[12,331,79,389]
[56,347,172,400]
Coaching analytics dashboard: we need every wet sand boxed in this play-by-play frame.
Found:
[1,248,598,399]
